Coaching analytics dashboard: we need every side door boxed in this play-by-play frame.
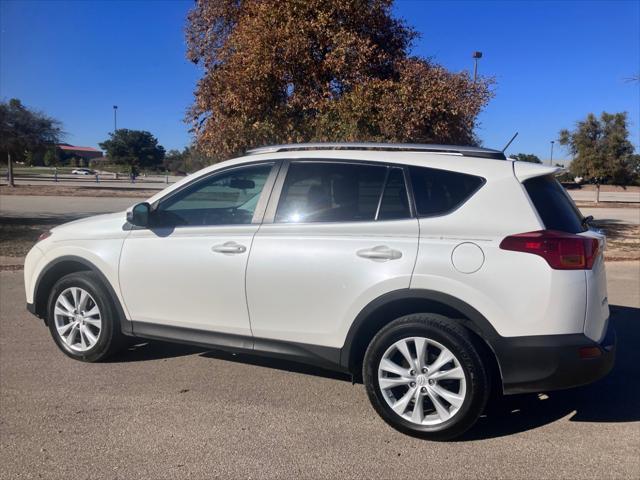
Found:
[246,160,419,349]
[119,162,278,335]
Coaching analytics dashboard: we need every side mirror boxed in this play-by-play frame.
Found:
[127,202,151,228]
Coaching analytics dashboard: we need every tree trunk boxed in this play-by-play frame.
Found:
[595,183,600,204]
[7,151,15,187]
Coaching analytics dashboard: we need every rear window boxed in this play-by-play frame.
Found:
[409,166,484,217]
[524,175,586,233]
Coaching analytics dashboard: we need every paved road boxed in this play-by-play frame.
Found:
[1,263,638,479]
[0,195,138,221]
[570,189,640,203]
[580,206,640,225]
[2,194,639,225]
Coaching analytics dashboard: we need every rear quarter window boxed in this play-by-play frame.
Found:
[409,166,485,217]
[523,175,586,233]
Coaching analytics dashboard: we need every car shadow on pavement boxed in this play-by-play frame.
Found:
[110,340,208,362]
[199,350,353,382]
[112,340,352,382]
[461,304,640,441]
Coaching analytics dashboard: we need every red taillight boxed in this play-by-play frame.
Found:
[499,230,599,270]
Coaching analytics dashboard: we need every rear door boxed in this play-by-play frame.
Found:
[246,160,419,349]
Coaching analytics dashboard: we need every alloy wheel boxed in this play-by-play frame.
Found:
[53,287,102,352]
[377,336,467,426]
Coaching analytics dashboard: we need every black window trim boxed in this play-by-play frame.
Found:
[402,165,418,219]
[375,166,414,221]
[149,160,281,229]
[261,158,415,225]
[373,167,391,221]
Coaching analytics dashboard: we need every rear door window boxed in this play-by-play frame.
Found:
[275,162,387,223]
[409,166,484,217]
[523,175,586,233]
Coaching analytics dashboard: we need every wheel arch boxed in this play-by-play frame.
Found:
[340,289,503,385]
[33,255,131,334]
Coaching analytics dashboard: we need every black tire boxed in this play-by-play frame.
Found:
[363,313,489,441]
[47,271,125,362]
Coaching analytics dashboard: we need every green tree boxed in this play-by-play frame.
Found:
[559,112,636,186]
[628,154,640,182]
[510,153,542,164]
[23,150,39,166]
[43,147,60,167]
[186,0,493,160]
[163,146,213,174]
[0,98,62,186]
[99,129,166,173]
[183,147,211,172]
[163,148,187,173]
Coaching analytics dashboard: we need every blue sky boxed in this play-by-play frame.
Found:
[1,0,638,161]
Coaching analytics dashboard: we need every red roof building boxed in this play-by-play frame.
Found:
[56,144,103,161]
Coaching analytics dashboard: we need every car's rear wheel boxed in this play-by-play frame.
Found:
[47,271,124,362]
[363,313,489,440]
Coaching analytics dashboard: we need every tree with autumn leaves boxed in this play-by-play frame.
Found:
[185,0,493,160]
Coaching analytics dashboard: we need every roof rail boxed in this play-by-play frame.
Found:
[246,142,507,160]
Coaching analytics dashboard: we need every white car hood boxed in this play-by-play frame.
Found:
[51,212,129,241]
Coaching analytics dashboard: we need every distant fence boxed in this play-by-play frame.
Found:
[1,171,179,190]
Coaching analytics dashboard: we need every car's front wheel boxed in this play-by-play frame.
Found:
[363,313,490,440]
[47,271,124,362]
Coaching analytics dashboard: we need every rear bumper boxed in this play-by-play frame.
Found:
[496,323,616,395]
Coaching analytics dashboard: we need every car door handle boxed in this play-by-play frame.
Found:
[357,246,402,261]
[211,242,247,254]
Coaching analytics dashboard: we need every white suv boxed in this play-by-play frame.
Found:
[24,143,615,440]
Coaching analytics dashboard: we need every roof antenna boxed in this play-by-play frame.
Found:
[501,132,518,153]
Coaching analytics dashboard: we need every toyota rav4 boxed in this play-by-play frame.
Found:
[24,143,615,440]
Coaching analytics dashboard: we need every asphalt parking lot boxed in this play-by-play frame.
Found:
[0,262,638,479]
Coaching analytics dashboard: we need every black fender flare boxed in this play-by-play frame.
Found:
[32,255,132,335]
[338,288,502,374]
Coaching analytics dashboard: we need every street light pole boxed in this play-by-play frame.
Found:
[550,140,555,166]
[113,105,118,133]
[472,51,483,82]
